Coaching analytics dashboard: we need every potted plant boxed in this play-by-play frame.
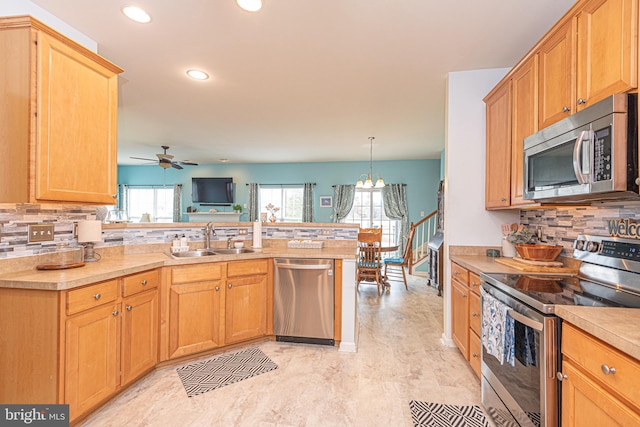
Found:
[232,204,242,213]
[503,226,537,258]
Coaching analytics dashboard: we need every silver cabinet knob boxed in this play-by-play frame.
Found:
[471,312,478,317]
[94,293,101,300]
[228,284,232,289]
[471,281,478,287]
[471,352,478,358]
[577,98,587,105]
[126,305,133,311]
[454,271,460,276]
[215,286,220,291]
[501,198,507,202]
[556,372,568,381]
[562,106,571,112]
[462,294,467,299]
[601,364,616,375]
[635,177,640,186]
[112,310,119,316]
[112,194,117,199]
[141,279,147,285]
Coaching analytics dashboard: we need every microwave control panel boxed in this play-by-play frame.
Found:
[593,126,612,182]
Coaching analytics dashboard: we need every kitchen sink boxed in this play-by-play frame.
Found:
[171,250,218,258]
[212,248,256,255]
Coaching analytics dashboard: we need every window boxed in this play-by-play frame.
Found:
[342,188,400,247]
[126,187,175,222]
[259,185,303,222]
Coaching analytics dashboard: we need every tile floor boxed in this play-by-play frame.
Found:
[80,275,483,426]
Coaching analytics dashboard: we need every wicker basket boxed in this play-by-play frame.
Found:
[515,244,563,261]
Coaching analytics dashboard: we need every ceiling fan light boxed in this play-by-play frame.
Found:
[121,5,151,23]
[186,69,209,80]
[237,0,263,12]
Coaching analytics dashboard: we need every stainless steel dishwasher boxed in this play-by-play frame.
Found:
[274,258,334,346]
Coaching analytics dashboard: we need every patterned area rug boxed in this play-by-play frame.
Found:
[176,347,278,397]
[409,401,490,427]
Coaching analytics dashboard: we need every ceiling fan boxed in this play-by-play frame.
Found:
[130,145,198,169]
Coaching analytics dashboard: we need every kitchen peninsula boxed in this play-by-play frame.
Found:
[0,221,359,424]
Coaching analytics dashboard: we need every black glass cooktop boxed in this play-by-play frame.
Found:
[481,272,640,313]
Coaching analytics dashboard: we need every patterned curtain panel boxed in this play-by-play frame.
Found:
[247,183,259,222]
[173,184,182,222]
[302,182,314,223]
[118,184,128,213]
[332,184,355,222]
[382,183,409,251]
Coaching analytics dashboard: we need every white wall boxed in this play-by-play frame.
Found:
[1,0,97,51]
[441,68,519,345]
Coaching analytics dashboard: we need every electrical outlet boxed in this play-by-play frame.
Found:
[321,229,333,235]
[420,211,425,217]
[238,228,248,235]
[28,223,55,243]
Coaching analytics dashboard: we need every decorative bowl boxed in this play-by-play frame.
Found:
[234,241,244,249]
[515,244,563,261]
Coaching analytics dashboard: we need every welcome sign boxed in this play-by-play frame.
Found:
[607,218,640,239]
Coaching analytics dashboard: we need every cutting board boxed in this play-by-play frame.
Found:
[495,257,575,273]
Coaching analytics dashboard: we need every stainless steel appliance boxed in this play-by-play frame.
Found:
[274,258,334,345]
[480,234,640,427]
[523,93,638,202]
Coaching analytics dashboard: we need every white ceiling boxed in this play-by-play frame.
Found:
[31,0,575,165]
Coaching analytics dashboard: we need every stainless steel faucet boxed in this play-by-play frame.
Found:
[203,222,216,249]
[227,236,233,249]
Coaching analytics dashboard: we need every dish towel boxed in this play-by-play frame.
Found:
[481,288,515,365]
[514,322,537,367]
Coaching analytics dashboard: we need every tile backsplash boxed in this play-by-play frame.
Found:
[0,204,357,260]
[520,201,640,255]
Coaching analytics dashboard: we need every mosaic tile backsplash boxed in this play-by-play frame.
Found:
[0,204,358,260]
[520,201,640,256]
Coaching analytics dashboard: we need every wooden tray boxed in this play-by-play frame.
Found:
[36,262,86,270]
[495,257,575,273]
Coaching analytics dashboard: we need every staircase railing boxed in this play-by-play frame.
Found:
[408,209,438,274]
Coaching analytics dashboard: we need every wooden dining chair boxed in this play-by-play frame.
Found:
[357,231,384,295]
[383,226,415,290]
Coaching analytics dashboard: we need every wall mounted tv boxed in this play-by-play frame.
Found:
[192,177,234,205]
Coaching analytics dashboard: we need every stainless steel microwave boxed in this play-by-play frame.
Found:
[523,93,638,202]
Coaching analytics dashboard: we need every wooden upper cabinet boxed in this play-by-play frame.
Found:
[0,16,123,204]
[576,0,638,109]
[511,56,538,206]
[484,81,512,209]
[538,19,576,128]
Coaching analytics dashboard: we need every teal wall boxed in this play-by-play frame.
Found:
[118,159,441,224]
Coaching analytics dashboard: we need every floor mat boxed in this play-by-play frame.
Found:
[409,401,490,427]
[176,347,278,397]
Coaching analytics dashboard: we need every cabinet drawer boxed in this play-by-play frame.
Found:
[172,263,223,284]
[227,259,269,277]
[469,331,481,378]
[562,323,640,408]
[122,269,159,297]
[66,279,119,316]
[469,290,481,336]
[469,272,481,296]
[451,262,469,285]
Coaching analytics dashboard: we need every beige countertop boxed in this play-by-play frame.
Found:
[555,306,640,361]
[0,247,357,291]
[449,255,524,275]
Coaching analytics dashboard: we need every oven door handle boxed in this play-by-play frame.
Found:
[507,308,544,332]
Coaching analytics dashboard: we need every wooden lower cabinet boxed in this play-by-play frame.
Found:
[451,278,470,358]
[451,262,482,378]
[121,289,158,385]
[561,322,640,426]
[225,274,268,344]
[168,280,223,358]
[65,302,120,420]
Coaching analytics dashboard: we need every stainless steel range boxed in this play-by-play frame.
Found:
[480,234,640,427]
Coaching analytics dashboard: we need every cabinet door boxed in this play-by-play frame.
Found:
[451,278,470,359]
[225,274,268,344]
[36,31,119,204]
[485,81,512,209]
[65,303,120,421]
[511,56,538,206]
[576,0,638,109]
[169,281,222,359]
[121,290,158,386]
[538,19,576,128]
[561,360,640,426]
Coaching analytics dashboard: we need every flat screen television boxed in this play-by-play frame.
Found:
[192,177,234,204]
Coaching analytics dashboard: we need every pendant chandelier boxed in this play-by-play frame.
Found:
[356,136,385,189]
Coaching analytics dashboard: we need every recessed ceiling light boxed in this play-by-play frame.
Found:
[186,69,209,80]
[121,5,151,23]
[237,0,263,12]
[219,159,229,163]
